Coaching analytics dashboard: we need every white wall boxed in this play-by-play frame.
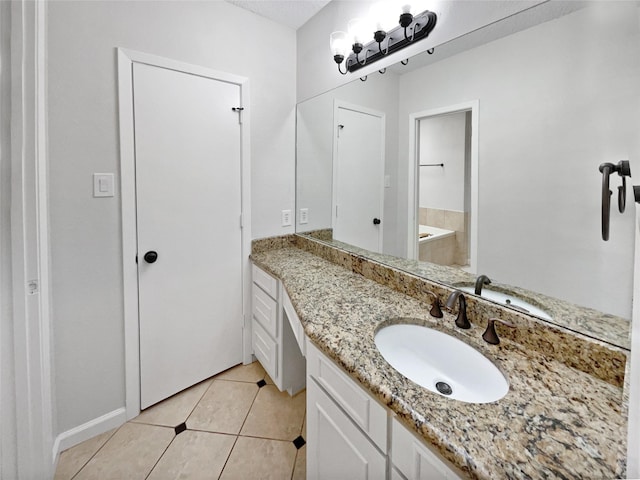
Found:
[296,94,335,232]
[397,4,640,318]
[0,1,18,476]
[296,0,544,102]
[47,1,296,436]
[419,112,467,212]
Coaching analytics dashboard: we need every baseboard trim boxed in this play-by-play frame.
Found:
[52,407,127,464]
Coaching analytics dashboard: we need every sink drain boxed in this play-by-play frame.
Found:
[435,382,453,395]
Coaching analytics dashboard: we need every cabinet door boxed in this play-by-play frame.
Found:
[392,418,462,480]
[392,466,408,480]
[307,378,386,480]
[307,340,387,451]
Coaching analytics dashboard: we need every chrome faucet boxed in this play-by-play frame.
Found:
[445,290,471,329]
[474,274,491,295]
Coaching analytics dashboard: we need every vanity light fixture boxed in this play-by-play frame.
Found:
[331,3,437,75]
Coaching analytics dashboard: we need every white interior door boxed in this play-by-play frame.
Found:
[333,105,385,253]
[133,62,243,409]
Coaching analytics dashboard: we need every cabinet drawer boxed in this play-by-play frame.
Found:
[282,289,305,356]
[252,320,277,380]
[392,418,462,480]
[252,264,278,299]
[252,283,278,338]
[306,340,387,451]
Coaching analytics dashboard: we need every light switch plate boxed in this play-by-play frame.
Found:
[93,173,115,197]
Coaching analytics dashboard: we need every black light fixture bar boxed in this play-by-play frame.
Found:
[343,10,437,73]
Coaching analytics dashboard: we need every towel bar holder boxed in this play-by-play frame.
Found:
[599,160,631,241]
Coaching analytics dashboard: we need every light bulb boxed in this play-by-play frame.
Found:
[369,2,397,32]
[330,31,348,57]
[411,1,430,14]
[348,17,370,45]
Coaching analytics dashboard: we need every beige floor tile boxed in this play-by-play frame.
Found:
[292,445,306,480]
[131,378,212,427]
[74,423,174,480]
[147,430,236,480]
[54,428,117,480]
[265,372,275,385]
[220,436,296,480]
[241,386,306,441]
[215,361,267,383]
[187,380,258,434]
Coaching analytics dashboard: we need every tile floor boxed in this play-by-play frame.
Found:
[54,362,306,480]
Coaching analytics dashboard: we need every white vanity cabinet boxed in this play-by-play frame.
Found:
[253,263,463,478]
[251,264,305,395]
[306,338,463,480]
[391,418,462,480]
[306,340,388,480]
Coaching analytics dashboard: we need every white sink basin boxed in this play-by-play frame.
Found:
[374,324,508,403]
[459,287,552,321]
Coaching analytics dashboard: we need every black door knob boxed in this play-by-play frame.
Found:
[373,218,381,225]
[144,251,158,264]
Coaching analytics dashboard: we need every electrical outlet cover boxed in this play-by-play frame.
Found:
[282,209,292,227]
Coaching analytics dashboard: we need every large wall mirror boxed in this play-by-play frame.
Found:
[296,1,640,350]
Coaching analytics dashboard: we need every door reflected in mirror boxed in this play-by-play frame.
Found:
[333,103,385,253]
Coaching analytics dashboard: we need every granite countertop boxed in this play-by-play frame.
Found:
[251,246,627,479]
[300,234,630,350]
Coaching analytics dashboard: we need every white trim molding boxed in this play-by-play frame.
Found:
[7,0,55,477]
[53,408,126,457]
[627,203,640,477]
[407,100,479,273]
[0,2,16,478]
[117,48,252,420]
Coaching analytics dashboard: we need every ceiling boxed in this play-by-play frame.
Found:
[225,0,332,30]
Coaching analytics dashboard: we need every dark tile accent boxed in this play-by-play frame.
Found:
[293,435,306,450]
[174,422,187,435]
[257,379,267,388]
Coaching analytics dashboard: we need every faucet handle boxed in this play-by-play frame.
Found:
[482,318,516,345]
[426,292,443,318]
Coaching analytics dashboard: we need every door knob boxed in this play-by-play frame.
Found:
[373,218,381,225]
[144,251,158,264]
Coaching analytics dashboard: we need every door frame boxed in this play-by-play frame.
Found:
[332,100,386,253]
[4,0,55,476]
[117,48,252,420]
[407,100,479,271]
[627,201,640,476]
